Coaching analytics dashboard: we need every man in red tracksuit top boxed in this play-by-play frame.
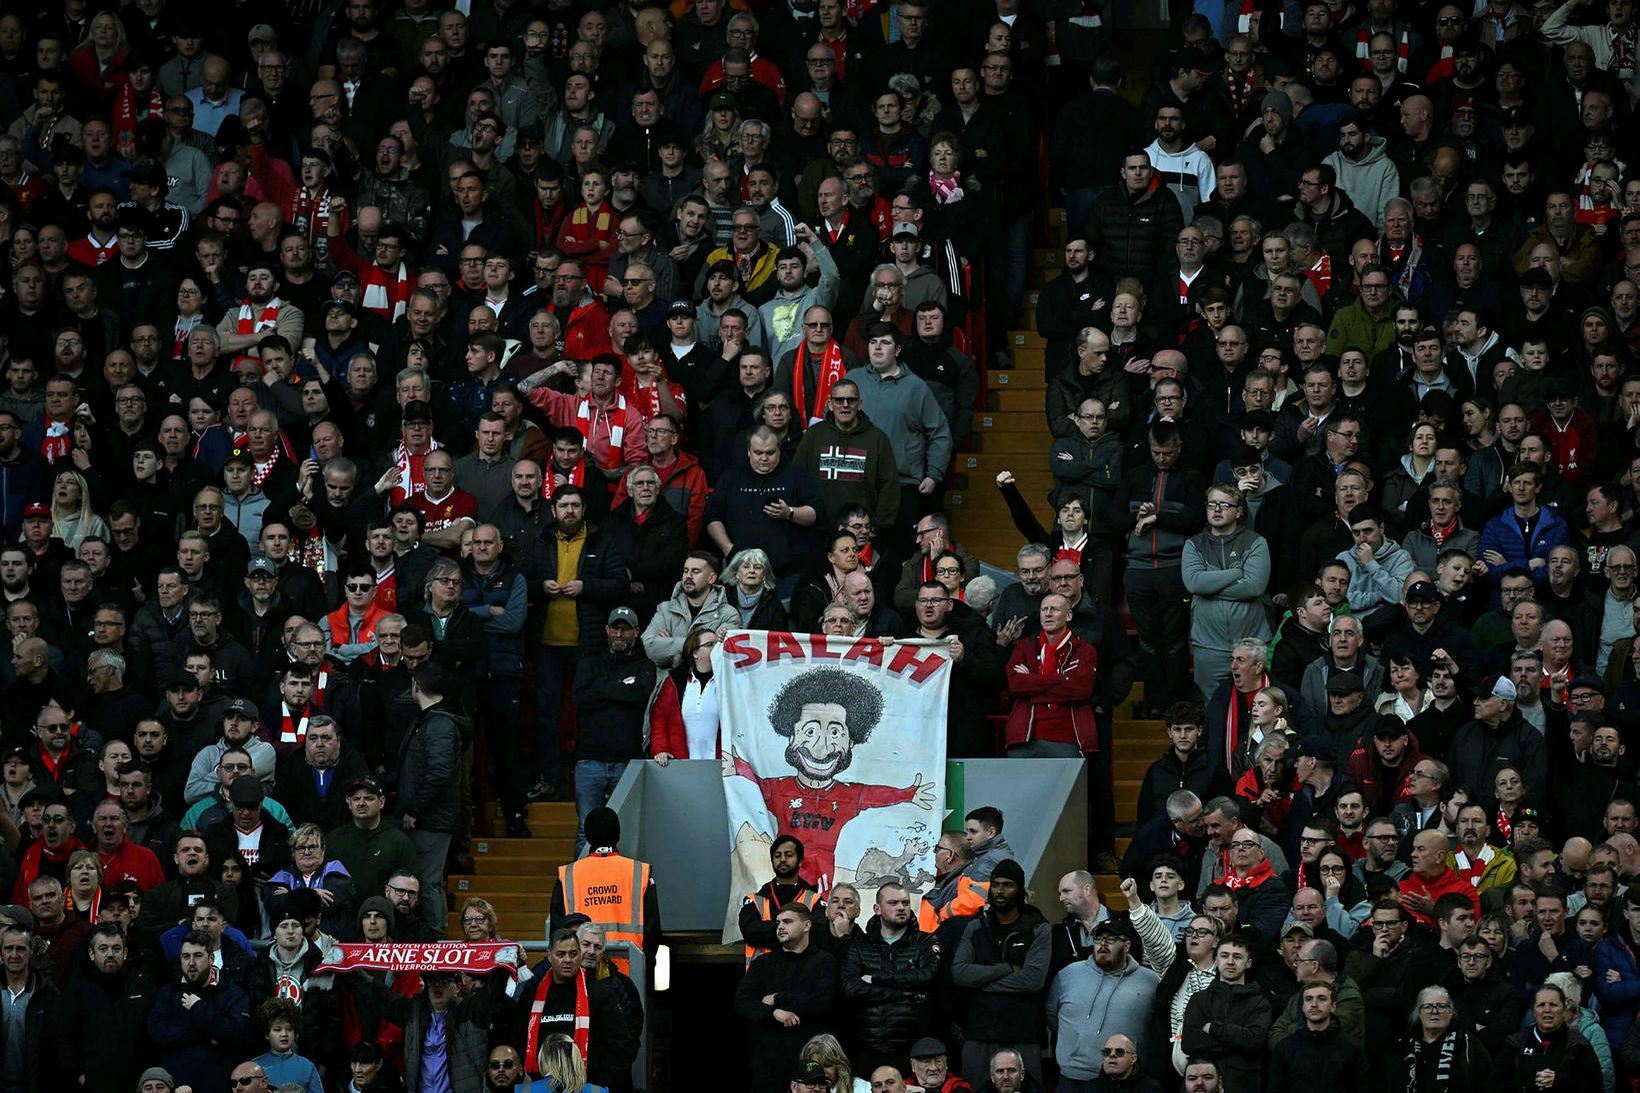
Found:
[1003,594,1098,756]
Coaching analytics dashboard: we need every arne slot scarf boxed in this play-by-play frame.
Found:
[524,969,591,1068]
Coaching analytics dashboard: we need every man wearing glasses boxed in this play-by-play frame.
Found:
[1448,935,1519,1054]
[1045,918,1160,1090]
[1324,264,1400,358]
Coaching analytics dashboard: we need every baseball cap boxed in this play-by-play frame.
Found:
[792,1062,828,1084]
[229,777,265,806]
[21,503,48,520]
[708,90,737,111]
[345,776,384,797]
[1283,919,1316,938]
[1325,672,1365,695]
[247,555,277,577]
[247,23,277,44]
[1372,714,1409,739]
[891,222,919,239]
[321,298,357,319]
[1239,409,1276,431]
[225,698,259,722]
[667,298,694,317]
[402,400,434,425]
[1294,737,1336,763]
[222,446,253,467]
[1405,580,1441,604]
[1501,106,1533,128]
[332,268,359,286]
[608,606,640,628]
[1519,268,1554,288]
[164,672,201,692]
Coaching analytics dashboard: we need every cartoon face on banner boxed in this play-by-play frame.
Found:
[716,631,950,940]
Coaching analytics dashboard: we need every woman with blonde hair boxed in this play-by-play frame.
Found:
[800,1033,868,1093]
[528,1033,608,1093]
[50,467,107,550]
[1231,685,1295,779]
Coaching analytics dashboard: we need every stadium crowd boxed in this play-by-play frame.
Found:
[7,0,1640,1089]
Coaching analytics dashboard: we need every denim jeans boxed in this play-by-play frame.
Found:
[533,644,580,787]
[573,759,628,855]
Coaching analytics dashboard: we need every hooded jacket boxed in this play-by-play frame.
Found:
[1118,462,1207,571]
[641,580,741,669]
[1324,136,1400,232]
[1047,952,1163,1079]
[1337,535,1416,614]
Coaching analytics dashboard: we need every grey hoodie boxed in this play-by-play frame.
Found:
[759,241,841,362]
[967,834,1016,883]
[1324,135,1401,232]
[849,365,953,485]
[1046,953,1162,1079]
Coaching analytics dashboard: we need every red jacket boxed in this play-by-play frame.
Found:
[1003,632,1097,751]
[1346,733,1425,817]
[647,674,721,760]
[1399,864,1479,926]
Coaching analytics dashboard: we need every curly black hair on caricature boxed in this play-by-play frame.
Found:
[767,668,885,743]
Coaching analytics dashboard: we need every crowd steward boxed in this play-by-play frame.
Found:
[16,0,1640,1088]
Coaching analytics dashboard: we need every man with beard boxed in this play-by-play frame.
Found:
[213,263,305,369]
[726,667,936,891]
[1036,238,1114,382]
[58,923,156,1091]
[147,930,254,1090]
[568,608,655,856]
[739,835,824,966]
[66,189,120,266]
[735,906,837,1093]
[952,859,1051,1083]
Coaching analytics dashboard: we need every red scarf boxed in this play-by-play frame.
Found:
[524,969,590,1071]
[280,703,310,748]
[544,458,586,500]
[1495,806,1513,842]
[290,186,332,260]
[361,261,413,322]
[236,298,282,370]
[792,340,846,426]
[389,439,440,505]
[1057,533,1087,567]
[1223,858,1275,891]
[253,446,280,487]
[1037,628,1071,673]
[112,82,163,137]
[576,395,628,471]
[1428,517,1457,547]
[1224,674,1270,768]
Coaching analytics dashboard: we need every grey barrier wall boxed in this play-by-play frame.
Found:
[607,758,1089,934]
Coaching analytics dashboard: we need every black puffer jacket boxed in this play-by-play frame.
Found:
[57,955,157,1092]
[1180,979,1274,1093]
[1087,179,1185,282]
[840,914,940,1060]
[1267,1020,1369,1093]
[395,700,464,833]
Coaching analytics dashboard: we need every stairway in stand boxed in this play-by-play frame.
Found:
[947,206,1156,904]
[447,801,579,939]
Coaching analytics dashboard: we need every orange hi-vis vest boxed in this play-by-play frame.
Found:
[917,874,989,933]
[742,887,821,967]
[559,853,650,977]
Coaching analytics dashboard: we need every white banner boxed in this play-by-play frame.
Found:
[714,630,950,941]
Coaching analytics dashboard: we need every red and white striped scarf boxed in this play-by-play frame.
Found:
[361,261,413,322]
[390,438,441,505]
[577,395,628,471]
[280,703,309,747]
[524,969,590,1070]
